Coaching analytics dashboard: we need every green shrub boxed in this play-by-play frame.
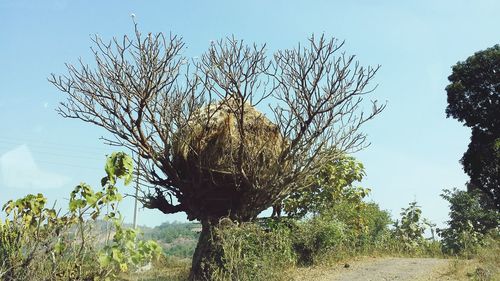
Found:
[98,217,162,276]
[325,201,392,253]
[439,188,499,256]
[196,198,440,280]
[210,221,295,281]
[0,190,110,280]
[0,193,90,280]
[443,232,500,281]
[291,216,346,265]
[473,232,500,280]
[288,201,394,265]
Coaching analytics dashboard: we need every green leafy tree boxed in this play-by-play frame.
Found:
[439,188,499,255]
[445,44,500,212]
[278,154,368,218]
[50,25,384,279]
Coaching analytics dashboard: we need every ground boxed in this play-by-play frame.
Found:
[291,257,454,281]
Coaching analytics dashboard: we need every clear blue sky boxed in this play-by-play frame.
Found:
[0,0,498,228]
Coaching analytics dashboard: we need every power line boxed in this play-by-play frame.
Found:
[133,151,140,229]
[0,136,135,172]
[0,143,105,162]
[0,137,108,153]
[35,159,102,171]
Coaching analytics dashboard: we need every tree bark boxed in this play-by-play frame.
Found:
[189,220,224,281]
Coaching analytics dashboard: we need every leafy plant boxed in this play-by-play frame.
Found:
[97,152,163,279]
[393,201,434,252]
[0,193,67,280]
[0,152,161,281]
[281,154,368,218]
[98,218,162,277]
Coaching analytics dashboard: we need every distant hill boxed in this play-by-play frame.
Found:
[141,222,200,258]
[81,220,199,259]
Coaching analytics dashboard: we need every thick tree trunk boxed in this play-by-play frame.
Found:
[189,220,225,281]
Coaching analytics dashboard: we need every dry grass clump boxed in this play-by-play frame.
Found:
[173,98,286,176]
[124,255,191,281]
[443,233,500,281]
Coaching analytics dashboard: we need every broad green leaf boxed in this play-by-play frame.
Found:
[98,253,111,267]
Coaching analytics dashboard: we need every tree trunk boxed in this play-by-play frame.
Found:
[189,220,224,281]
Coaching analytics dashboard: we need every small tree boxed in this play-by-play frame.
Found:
[50,24,384,279]
[278,154,368,218]
[393,201,434,251]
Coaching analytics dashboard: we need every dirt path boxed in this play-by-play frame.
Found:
[292,257,452,281]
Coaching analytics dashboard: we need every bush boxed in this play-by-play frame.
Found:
[0,193,100,280]
[326,201,392,253]
[290,216,346,265]
[281,155,367,218]
[444,232,500,281]
[473,232,500,280]
[210,221,295,281]
[439,188,500,256]
[289,201,395,265]
[195,198,440,280]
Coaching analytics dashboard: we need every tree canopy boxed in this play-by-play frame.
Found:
[445,44,500,212]
[446,45,499,131]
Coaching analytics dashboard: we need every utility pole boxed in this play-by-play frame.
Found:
[133,151,140,229]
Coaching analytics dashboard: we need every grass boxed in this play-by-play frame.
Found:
[122,255,191,281]
[442,235,500,281]
[115,228,498,281]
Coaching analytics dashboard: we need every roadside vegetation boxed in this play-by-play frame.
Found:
[0,152,445,281]
[0,153,162,281]
[1,151,498,280]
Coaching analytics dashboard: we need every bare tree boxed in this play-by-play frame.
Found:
[49,24,384,280]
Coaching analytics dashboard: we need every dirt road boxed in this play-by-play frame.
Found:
[293,257,452,281]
